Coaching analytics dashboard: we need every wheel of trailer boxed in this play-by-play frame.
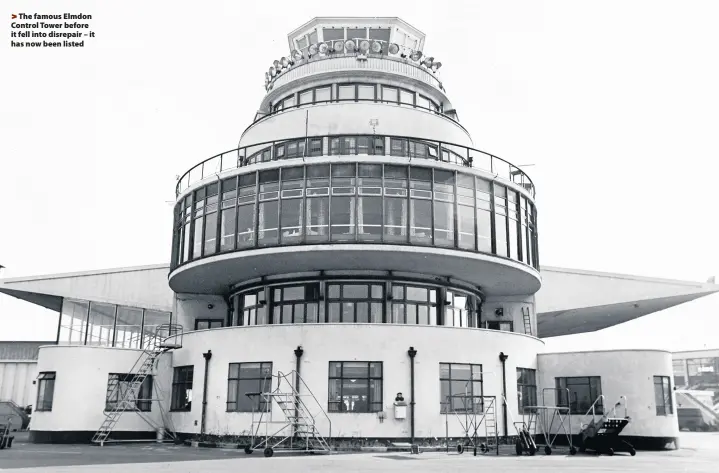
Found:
[570,447,577,455]
[606,448,614,456]
[263,447,274,457]
[515,439,523,456]
[456,444,464,454]
[544,445,552,455]
[244,446,253,454]
[529,444,536,456]
[629,447,636,456]
[480,443,487,453]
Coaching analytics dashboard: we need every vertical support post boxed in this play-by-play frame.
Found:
[201,350,212,436]
[293,346,304,438]
[499,352,509,442]
[407,346,417,450]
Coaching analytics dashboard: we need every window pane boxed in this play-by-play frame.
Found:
[237,204,255,248]
[258,201,279,246]
[410,199,432,244]
[331,196,355,240]
[338,85,354,100]
[299,90,313,105]
[384,197,407,242]
[315,87,331,102]
[458,205,475,250]
[382,86,398,103]
[358,85,374,101]
[400,90,413,105]
[343,285,368,298]
[306,197,329,242]
[433,201,454,247]
[358,196,382,241]
[280,198,303,243]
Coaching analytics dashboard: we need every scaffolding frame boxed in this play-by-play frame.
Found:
[522,387,576,455]
[443,371,499,455]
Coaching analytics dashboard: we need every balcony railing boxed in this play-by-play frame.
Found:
[268,54,444,91]
[175,134,535,198]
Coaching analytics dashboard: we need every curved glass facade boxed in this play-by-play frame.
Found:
[227,277,486,329]
[171,162,538,271]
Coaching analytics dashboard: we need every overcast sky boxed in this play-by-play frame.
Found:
[1,0,718,349]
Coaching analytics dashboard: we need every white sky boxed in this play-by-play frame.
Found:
[1,0,718,348]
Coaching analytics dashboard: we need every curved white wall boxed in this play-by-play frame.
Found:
[31,346,172,434]
[239,103,473,148]
[537,350,678,440]
[162,325,541,439]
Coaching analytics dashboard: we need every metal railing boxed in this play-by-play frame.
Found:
[175,134,535,198]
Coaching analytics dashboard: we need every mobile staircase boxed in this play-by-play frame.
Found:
[246,370,331,457]
[91,324,183,446]
[444,372,499,456]
[522,388,576,455]
[578,395,635,456]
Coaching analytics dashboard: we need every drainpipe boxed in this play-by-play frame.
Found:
[201,350,212,435]
[293,346,304,437]
[498,352,509,442]
[407,346,417,448]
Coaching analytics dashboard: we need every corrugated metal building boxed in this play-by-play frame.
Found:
[0,341,54,407]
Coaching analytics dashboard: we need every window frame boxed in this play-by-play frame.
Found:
[226,362,273,412]
[328,361,383,413]
[35,371,56,412]
[194,319,224,330]
[516,368,537,413]
[440,362,484,414]
[105,373,153,412]
[654,375,673,416]
[555,376,603,415]
[170,366,194,412]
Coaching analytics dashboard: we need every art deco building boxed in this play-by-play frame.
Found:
[2,17,718,452]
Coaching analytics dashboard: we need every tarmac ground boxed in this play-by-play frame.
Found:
[1,431,718,472]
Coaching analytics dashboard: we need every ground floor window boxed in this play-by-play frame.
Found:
[105,374,153,412]
[556,376,602,414]
[171,366,194,411]
[36,372,56,411]
[654,376,673,415]
[227,362,273,412]
[440,363,483,413]
[328,361,383,413]
[516,368,537,413]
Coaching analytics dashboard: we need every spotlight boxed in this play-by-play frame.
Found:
[359,40,370,53]
[388,43,400,55]
[333,40,344,52]
[280,57,290,68]
[291,49,303,61]
[265,72,270,82]
[308,43,319,56]
[410,50,423,62]
[269,66,276,77]
[423,56,434,68]
[431,61,442,72]
[319,42,329,55]
[273,59,281,69]
[344,39,356,52]
[370,41,382,53]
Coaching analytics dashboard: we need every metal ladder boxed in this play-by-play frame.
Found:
[482,398,499,454]
[248,370,331,456]
[522,307,532,336]
[91,324,183,445]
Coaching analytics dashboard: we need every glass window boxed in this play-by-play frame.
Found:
[328,361,383,412]
[384,171,408,242]
[517,368,537,413]
[368,28,390,53]
[59,299,89,345]
[105,373,153,412]
[440,363,483,413]
[358,194,382,241]
[239,289,267,326]
[308,30,318,45]
[400,89,414,105]
[382,86,398,104]
[493,184,508,257]
[299,90,313,105]
[654,376,673,415]
[417,95,431,110]
[445,290,476,327]
[323,28,344,42]
[227,362,273,412]
[358,85,374,101]
[171,366,194,411]
[296,36,308,50]
[283,96,296,109]
[86,302,116,347]
[35,372,56,411]
[220,178,237,252]
[338,85,355,101]
[315,87,331,102]
[391,284,438,325]
[556,377,603,415]
[331,196,356,241]
[347,28,366,40]
[486,321,513,332]
[326,283,383,323]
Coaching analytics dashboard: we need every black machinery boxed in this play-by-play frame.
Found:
[578,397,635,456]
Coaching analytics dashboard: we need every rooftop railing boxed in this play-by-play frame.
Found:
[175,134,535,198]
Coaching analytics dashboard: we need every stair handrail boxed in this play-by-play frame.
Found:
[280,369,332,443]
[580,395,605,430]
[607,395,628,418]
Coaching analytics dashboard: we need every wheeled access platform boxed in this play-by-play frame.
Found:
[578,396,635,456]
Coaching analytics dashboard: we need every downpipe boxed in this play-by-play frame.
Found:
[293,346,304,438]
[408,346,417,451]
[499,352,509,442]
[201,350,212,436]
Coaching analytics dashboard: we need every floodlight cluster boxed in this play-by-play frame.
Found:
[265,39,442,91]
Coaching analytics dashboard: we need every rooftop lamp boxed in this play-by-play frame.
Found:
[319,42,329,54]
[308,43,319,56]
[388,43,400,55]
[410,50,423,62]
[371,41,382,53]
[333,40,344,52]
[359,40,370,53]
[280,57,290,68]
[344,39,356,52]
[291,49,303,61]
